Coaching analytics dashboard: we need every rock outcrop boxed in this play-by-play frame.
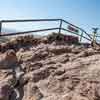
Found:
[0,35,100,100]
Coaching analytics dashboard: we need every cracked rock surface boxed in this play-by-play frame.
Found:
[0,35,100,100]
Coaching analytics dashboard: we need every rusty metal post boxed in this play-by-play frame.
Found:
[58,19,62,34]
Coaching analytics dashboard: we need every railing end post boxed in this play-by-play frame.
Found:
[0,22,2,36]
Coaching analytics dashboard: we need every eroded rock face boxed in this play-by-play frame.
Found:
[0,49,18,69]
[23,82,43,100]
[0,81,11,100]
[0,72,16,100]
[1,36,100,100]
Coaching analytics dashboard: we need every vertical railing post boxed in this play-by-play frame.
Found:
[92,28,99,44]
[0,21,2,36]
[80,31,83,42]
[58,19,62,34]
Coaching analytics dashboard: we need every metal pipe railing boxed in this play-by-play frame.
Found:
[1,19,61,23]
[0,22,2,35]
[61,19,92,40]
[0,18,92,42]
[58,19,62,34]
[0,27,59,36]
[61,28,91,41]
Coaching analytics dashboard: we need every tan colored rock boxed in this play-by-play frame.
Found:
[0,49,18,68]
[23,82,43,100]
[0,79,13,100]
[1,36,100,100]
[27,96,37,100]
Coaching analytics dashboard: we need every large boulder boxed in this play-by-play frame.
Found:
[0,49,18,69]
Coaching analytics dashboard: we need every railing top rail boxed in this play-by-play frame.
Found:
[0,19,61,23]
[61,19,82,30]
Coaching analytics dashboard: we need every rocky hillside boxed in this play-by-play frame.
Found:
[0,35,100,100]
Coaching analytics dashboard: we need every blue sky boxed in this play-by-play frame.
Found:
[0,0,99,34]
